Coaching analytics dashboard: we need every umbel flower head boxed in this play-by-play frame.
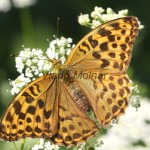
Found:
[78,6,144,29]
[32,139,60,150]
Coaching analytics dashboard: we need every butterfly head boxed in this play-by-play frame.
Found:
[49,58,66,74]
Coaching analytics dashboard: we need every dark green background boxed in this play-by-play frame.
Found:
[0,0,150,149]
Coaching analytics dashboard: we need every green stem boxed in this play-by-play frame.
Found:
[20,139,26,150]
[19,8,35,46]
[13,142,18,150]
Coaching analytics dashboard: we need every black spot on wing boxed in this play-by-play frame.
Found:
[92,52,101,59]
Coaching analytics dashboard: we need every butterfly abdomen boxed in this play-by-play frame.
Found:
[67,82,90,111]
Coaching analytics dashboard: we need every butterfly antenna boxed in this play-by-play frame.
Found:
[10,54,49,61]
[55,18,60,45]
[56,18,60,39]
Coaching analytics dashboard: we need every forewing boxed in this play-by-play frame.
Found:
[75,73,131,126]
[51,82,98,147]
[0,74,58,141]
[66,16,139,74]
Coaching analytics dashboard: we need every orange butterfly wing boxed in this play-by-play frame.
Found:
[0,74,98,147]
[51,81,98,147]
[74,73,131,126]
[66,16,139,126]
[0,75,58,141]
[66,16,139,75]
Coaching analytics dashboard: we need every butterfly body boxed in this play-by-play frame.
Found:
[0,16,139,147]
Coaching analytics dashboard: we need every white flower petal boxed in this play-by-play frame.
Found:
[78,14,90,25]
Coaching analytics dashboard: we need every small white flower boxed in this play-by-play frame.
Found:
[67,38,73,43]
[138,21,144,29]
[60,47,65,55]
[15,57,25,73]
[129,83,140,109]
[39,72,44,77]
[91,6,105,19]
[19,48,31,58]
[0,0,11,12]
[106,8,115,14]
[32,139,60,150]
[130,84,139,93]
[56,39,63,47]
[118,9,128,16]
[32,58,38,63]
[66,48,72,55]
[94,6,105,14]
[26,59,32,66]
[78,14,90,25]
[25,68,33,78]
[130,95,141,109]
[139,24,144,29]
[37,60,44,69]
[47,47,57,59]
[101,14,118,22]
[91,20,101,29]
[10,74,31,95]
[32,139,44,150]
[60,56,66,64]
[67,43,71,48]
[46,37,74,63]
[43,63,52,71]
[91,11,102,20]
[44,141,60,150]
[33,69,39,75]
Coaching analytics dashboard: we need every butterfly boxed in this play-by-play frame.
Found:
[0,16,139,147]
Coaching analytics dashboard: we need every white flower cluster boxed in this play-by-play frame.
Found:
[76,142,86,150]
[9,37,74,95]
[32,139,59,150]
[130,95,140,109]
[46,36,74,64]
[130,82,141,109]
[10,48,50,95]
[9,74,31,95]
[0,0,11,12]
[99,98,150,150]
[0,0,37,12]
[15,47,51,75]
[78,6,144,29]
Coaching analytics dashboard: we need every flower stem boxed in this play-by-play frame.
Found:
[20,139,26,150]
[13,142,18,150]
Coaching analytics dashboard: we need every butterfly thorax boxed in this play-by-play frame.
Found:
[50,59,90,111]
[50,58,66,74]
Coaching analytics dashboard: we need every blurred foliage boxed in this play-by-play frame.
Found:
[0,0,150,149]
